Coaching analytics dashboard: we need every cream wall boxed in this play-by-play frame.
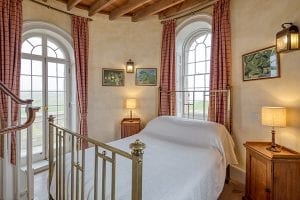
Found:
[231,0,300,169]
[23,0,162,143]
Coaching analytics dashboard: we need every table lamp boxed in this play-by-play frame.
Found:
[126,98,136,121]
[261,107,286,152]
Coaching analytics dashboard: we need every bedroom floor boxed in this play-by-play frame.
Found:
[34,171,244,200]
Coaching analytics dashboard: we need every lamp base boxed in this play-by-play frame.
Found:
[266,145,281,152]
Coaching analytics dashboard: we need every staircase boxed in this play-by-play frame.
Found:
[0,81,40,200]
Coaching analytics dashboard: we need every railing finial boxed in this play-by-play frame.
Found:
[48,115,55,123]
[130,139,146,156]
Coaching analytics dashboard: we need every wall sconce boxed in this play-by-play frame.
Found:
[276,23,300,53]
[261,107,287,152]
[126,59,134,73]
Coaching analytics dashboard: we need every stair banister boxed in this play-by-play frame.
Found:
[0,80,40,200]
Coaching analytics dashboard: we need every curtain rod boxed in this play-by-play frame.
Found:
[30,0,93,21]
[160,0,218,22]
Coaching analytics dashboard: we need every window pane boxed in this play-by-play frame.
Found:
[57,64,65,77]
[206,46,211,60]
[57,105,65,115]
[47,40,58,50]
[22,40,33,54]
[56,49,65,59]
[57,119,65,127]
[48,92,57,106]
[32,60,42,76]
[196,44,206,62]
[205,33,211,46]
[57,78,65,91]
[20,75,31,91]
[57,92,65,105]
[188,50,195,63]
[206,61,211,73]
[32,76,42,91]
[205,75,210,89]
[20,91,31,100]
[32,46,42,56]
[32,92,43,107]
[196,34,207,43]
[32,122,43,154]
[47,47,57,58]
[195,75,205,89]
[28,37,42,46]
[21,59,31,75]
[48,77,57,91]
[189,42,197,51]
[48,106,57,116]
[187,63,195,75]
[48,62,57,76]
[196,62,205,74]
[187,76,194,89]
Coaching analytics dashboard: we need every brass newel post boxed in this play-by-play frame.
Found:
[130,139,146,200]
[48,115,55,195]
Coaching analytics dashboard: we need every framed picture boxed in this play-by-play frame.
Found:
[102,68,125,86]
[135,68,157,86]
[242,46,280,81]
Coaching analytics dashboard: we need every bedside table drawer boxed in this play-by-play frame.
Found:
[121,118,141,138]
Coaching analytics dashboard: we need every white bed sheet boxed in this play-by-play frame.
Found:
[50,116,238,200]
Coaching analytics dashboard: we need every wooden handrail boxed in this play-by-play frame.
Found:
[0,107,40,135]
[0,80,33,105]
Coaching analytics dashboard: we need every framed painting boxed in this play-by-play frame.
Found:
[135,68,157,86]
[242,46,280,81]
[102,68,125,86]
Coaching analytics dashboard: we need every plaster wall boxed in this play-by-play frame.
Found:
[231,0,300,169]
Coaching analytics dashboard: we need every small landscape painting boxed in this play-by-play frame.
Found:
[102,68,125,86]
[135,68,157,86]
[242,46,280,81]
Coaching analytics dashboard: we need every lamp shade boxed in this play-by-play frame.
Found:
[126,98,136,109]
[261,107,286,127]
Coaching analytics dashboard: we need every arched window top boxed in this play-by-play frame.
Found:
[186,31,211,51]
[22,34,68,60]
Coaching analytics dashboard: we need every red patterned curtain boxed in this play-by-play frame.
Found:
[72,15,89,148]
[159,19,176,116]
[209,0,232,126]
[0,0,23,165]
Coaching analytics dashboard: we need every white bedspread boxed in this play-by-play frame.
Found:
[50,116,238,200]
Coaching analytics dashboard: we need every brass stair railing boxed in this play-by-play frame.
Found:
[0,80,40,200]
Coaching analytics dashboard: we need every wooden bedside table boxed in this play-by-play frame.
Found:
[243,142,300,200]
[121,118,141,138]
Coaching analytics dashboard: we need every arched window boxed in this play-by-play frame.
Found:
[176,15,212,120]
[20,22,75,163]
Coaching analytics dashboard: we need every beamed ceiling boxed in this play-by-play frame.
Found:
[52,0,215,21]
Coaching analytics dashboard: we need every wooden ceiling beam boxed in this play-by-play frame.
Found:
[67,0,82,11]
[132,0,185,22]
[159,0,215,20]
[109,0,152,20]
[89,0,116,16]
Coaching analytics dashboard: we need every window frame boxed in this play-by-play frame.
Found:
[179,28,212,119]
[20,32,72,164]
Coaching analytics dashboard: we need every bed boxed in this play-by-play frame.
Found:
[49,116,238,200]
